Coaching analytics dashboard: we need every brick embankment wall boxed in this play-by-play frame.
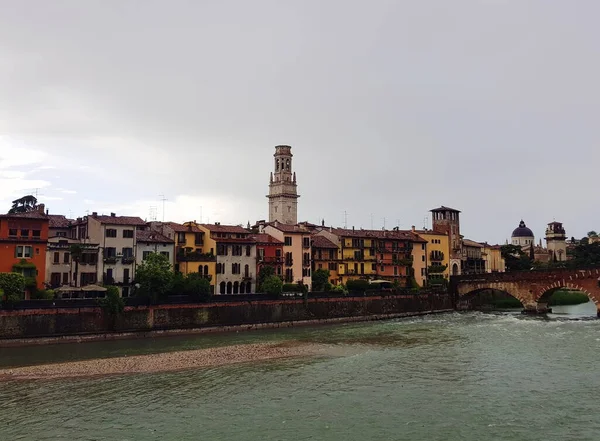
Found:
[0,295,453,343]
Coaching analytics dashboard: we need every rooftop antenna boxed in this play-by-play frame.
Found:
[423,215,428,230]
[396,219,400,229]
[343,211,348,229]
[68,209,73,219]
[159,194,168,222]
[382,217,386,230]
[149,206,157,221]
[370,213,374,230]
[200,206,203,223]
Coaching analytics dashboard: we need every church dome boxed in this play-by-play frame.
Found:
[512,220,534,238]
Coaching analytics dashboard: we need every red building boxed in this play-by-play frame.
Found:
[0,206,50,295]
[252,234,284,279]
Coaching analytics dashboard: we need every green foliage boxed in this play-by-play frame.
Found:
[8,195,37,214]
[99,286,125,316]
[323,282,333,292]
[500,245,532,271]
[346,279,371,293]
[282,283,303,293]
[331,284,348,295]
[31,289,55,300]
[70,243,83,261]
[568,242,600,267]
[548,290,590,306]
[135,253,174,302]
[428,264,448,274]
[0,272,26,305]
[262,275,283,296]
[257,266,275,291]
[183,273,212,302]
[408,276,420,290]
[311,268,331,291]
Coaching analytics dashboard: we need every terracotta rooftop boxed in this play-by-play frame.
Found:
[91,214,146,226]
[200,223,250,234]
[166,222,201,233]
[251,234,283,245]
[0,211,49,220]
[267,223,311,233]
[327,228,421,241]
[136,230,174,244]
[311,235,338,249]
[48,214,73,229]
[462,239,484,248]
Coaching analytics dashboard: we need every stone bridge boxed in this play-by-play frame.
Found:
[450,268,600,316]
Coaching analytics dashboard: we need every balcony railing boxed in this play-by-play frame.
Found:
[103,276,115,285]
[176,250,216,262]
[258,256,283,263]
[122,256,135,264]
[242,274,253,281]
[103,257,117,264]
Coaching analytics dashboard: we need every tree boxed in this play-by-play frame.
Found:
[588,231,598,238]
[262,275,283,296]
[135,253,174,302]
[311,268,331,291]
[8,195,37,214]
[500,244,532,271]
[70,243,83,286]
[569,241,600,267]
[183,273,212,302]
[257,265,275,291]
[0,272,26,306]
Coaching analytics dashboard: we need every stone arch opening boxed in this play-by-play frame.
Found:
[452,263,459,276]
[219,281,226,294]
[458,288,524,310]
[536,283,598,313]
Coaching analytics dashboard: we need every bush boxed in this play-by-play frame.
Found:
[0,272,26,305]
[135,253,173,302]
[346,279,371,293]
[330,284,348,295]
[183,273,212,302]
[282,283,303,293]
[99,286,125,316]
[311,269,331,291]
[262,275,283,296]
[32,289,55,300]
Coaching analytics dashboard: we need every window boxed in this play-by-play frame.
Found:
[123,268,130,284]
[232,245,242,256]
[277,266,282,275]
[217,244,228,256]
[122,247,133,258]
[246,245,251,257]
[422,255,425,262]
[53,252,60,264]
[143,251,152,260]
[177,232,186,244]
[232,263,240,274]
[104,247,117,258]
[8,228,17,237]
[284,236,292,246]
[394,267,398,276]
[216,263,223,274]
[372,263,377,271]
[244,264,249,277]
[123,230,134,238]
[328,262,337,271]
[50,272,61,287]
[160,251,170,259]
[303,237,310,248]
[329,249,335,260]
[275,249,282,257]
[21,229,29,237]
[63,252,70,264]
[194,233,203,245]
[62,272,69,285]
[285,252,293,266]
[105,229,117,238]
[57,232,67,237]
[422,244,425,250]
[32,230,41,238]
[15,246,33,258]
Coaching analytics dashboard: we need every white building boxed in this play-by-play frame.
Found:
[136,230,175,267]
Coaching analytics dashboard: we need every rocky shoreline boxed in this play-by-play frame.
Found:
[0,342,318,381]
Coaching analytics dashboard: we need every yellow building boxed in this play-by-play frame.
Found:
[149,221,216,292]
[481,243,506,273]
[311,235,340,285]
[411,227,450,286]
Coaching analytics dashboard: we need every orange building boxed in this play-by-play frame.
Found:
[0,207,50,295]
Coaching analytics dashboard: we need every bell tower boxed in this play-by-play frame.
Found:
[545,221,567,262]
[268,145,299,225]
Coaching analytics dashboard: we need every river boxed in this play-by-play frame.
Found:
[1,302,599,440]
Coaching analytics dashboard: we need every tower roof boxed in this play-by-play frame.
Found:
[430,206,461,213]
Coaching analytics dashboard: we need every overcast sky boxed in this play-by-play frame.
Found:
[1,0,598,244]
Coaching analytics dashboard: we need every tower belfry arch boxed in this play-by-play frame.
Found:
[267,145,299,224]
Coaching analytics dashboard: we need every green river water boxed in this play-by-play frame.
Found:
[1,302,599,440]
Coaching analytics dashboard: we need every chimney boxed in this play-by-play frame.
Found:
[352,226,355,231]
[92,212,98,217]
[37,203,45,213]
[110,212,116,217]
[46,209,49,215]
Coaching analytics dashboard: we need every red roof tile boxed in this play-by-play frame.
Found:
[311,235,338,249]
[167,222,201,233]
[92,215,146,226]
[200,224,250,234]
[0,211,49,220]
[267,223,311,233]
[251,234,283,245]
[136,230,174,244]
[48,214,73,229]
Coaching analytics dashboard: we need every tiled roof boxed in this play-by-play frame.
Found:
[136,230,174,244]
[200,224,249,234]
[251,234,283,245]
[48,214,72,228]
[268,223,311,233]
[0,211,49,220]
[92,215,146,226]
[311,235,338,249]
[462,239,484,248]
[412,229,448,236]
[328,228,419,241]
[165,222,201,233]
[430,205,461,213]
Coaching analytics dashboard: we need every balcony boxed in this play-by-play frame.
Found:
[242,274,253,281]
[285,259,293,266]
[103,257,117,264]
[177,249,216,262]
[259,256,283,263]
[121,256,135,264]
[103,276,115,284]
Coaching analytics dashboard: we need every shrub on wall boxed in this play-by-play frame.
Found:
[282,283,303,293]
[262,275,283,296]
[0,272,26,306]
[346,279,371,293]
[183,273,212,302]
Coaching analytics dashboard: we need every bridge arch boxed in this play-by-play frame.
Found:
[458,288,525,309]
[535,281,600,307]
